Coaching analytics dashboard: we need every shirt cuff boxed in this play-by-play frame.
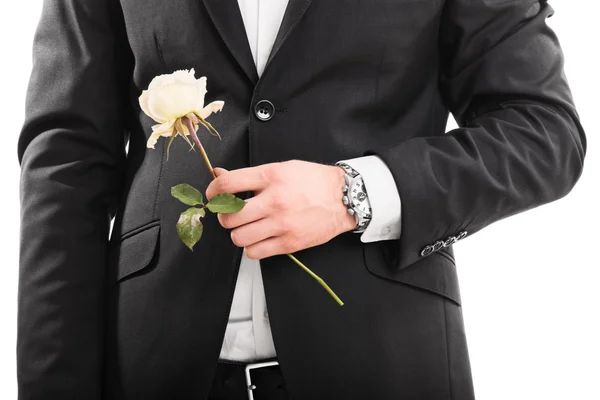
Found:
[337,155,402,242]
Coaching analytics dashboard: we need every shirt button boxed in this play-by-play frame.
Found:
[254,99,275,121]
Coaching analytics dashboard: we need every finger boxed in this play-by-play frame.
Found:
[213,167,229,177]
[205,165,269,201]
[230,217,283,248]
[244,236,293,260]
[217,196,268,229]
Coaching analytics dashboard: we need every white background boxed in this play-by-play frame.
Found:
[1,1,598,399]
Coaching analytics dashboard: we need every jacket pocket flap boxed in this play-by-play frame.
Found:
[108,222,160,285]
[363,242,461,305]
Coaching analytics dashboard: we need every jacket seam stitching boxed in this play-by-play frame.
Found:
[152,134,167,219]
[153,31,167,71]
[365,44,387,137]
[442,298,454,400]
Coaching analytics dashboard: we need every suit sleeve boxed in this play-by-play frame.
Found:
[16,0,132,397]
[363,0,586,270]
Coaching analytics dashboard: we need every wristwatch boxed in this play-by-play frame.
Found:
[335,161,373,233]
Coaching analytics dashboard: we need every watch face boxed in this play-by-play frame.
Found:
[349,178,371,216]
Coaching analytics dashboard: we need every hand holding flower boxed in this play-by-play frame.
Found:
[207,162,357,260]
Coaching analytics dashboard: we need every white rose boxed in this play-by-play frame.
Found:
[139,68,224,148]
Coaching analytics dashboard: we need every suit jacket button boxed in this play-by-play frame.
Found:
[432,240,444,251]
[254,99,275,121]
[443,236,456,247]
[456,231,468,240]
[420,245,434,257]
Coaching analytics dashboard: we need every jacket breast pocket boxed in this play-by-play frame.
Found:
[362,241,462,305]
[107,220,161,287]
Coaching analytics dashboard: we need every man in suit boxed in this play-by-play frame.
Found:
[17,0,586,399]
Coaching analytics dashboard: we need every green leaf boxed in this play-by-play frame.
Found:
[206,193,246,214]
[176,207,205,251]
[171,184,204,206]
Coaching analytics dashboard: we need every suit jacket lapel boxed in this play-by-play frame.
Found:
[265,0,313,70]
[202,0,258,84]
[202,0,314,85]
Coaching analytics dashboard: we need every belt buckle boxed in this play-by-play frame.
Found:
[244,360,279,400]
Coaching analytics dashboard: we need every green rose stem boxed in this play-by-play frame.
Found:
[286,254,344,306]
[181,114,344,306]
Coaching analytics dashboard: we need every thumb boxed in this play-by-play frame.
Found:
[213,167,229,177]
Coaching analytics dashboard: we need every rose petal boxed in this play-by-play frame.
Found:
[138,89,155,121]
[147,83,199,122]
[148,73,176,90]
[198,100,225,120]
[146,120,175,149]
[172,68,198,85]
[194,76,208,112]
[147,134,159,149]
[147,68,195,89]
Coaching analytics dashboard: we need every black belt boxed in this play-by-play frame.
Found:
[208,358,292,400]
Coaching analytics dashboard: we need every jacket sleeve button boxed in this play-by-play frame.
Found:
[420,245,434,257]
[432,240,444,251]
[443,236,457,247]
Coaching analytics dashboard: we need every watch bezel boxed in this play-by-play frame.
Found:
[347,175,371,219]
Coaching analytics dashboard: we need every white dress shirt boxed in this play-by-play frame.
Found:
[218,0,403,361]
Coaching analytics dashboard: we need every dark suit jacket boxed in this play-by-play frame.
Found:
[17,0,586,399]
